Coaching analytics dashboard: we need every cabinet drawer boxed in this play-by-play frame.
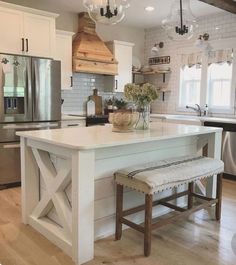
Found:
[60,120,86,128]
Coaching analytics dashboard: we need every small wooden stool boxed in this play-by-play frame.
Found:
[114,155,224,257]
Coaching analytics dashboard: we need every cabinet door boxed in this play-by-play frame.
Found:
[23,13,55,58]
[115,43,133,92]
[0,8,24,54]
[55,31,73,90]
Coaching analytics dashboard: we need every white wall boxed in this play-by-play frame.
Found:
[97,24,144,63]
[144,12,236,116]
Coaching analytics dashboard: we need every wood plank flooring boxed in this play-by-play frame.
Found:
[0,180,236,265]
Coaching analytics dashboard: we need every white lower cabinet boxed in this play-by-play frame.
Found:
[55,30,74,90]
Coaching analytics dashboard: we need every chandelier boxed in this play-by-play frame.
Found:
[162,0,197,41]
[83,0,131,25]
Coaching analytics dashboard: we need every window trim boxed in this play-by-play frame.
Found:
[176,37,236,115]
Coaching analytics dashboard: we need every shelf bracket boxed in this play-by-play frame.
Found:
[163,73,166,83]
[162,92,165,102]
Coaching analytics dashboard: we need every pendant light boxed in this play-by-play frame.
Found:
[83,0,130,25]
[162,0,197,41]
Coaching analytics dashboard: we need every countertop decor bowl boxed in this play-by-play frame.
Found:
[109,110,139,132]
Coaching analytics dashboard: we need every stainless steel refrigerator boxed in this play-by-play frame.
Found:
[0,54,61,188]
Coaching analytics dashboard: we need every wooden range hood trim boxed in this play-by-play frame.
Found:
[198,0,236,14]
[74,55,118,64]
[72,12,118,75]
[73,58,118,76]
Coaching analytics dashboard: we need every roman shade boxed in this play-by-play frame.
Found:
[181,52,202,68]
[208,49,233,65]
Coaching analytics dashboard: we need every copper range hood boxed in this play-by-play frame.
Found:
[73,12,118,75]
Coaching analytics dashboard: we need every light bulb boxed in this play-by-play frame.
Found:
[151,45,159,54]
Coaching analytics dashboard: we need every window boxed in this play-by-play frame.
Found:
[179,65,201,108]
[207,62,233,110]
[178,44,235,114]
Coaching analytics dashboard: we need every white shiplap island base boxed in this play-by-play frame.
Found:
[17,123,222,265]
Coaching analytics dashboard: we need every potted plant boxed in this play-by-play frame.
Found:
[108,98,138,133]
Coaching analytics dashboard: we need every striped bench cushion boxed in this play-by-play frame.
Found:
[114,155,224,194]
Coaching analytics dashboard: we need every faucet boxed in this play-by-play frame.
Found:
[186,104,202,116]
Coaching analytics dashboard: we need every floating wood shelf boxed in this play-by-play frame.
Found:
[132,70,171,75]
[132,70,171,83]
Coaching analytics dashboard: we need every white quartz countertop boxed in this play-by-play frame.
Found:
[151,114,236,124]
[17,122,222,150]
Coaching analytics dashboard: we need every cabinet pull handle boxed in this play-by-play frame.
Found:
[70,76,73,87]
[115,80,118,90]
[21,38,25,52]
[67,123,79,127]
[26,38,29,52]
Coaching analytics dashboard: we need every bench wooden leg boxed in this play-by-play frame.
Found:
[188,182,194,209]
[115,184,124,240]
[216,174,223,221]
[144,194,153,257]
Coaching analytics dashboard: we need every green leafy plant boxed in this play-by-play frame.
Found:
[113,98,128,110]
[124,83,158,107]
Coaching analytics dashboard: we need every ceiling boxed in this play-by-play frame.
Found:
[53,0,223,28]
[122,0,223,28]
[5,0,223,29]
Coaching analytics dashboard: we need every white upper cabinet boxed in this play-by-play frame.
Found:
[55,30,74,90]
[0,8,24,54]
[0,2,58,58]
[23,13,56,58]
[107,40,134,92]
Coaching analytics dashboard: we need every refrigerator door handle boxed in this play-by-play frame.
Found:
[32,59,39,120]
[24,58,32,121]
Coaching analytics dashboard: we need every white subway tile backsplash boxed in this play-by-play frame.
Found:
[61,73,122,115]
[145,12,236,115]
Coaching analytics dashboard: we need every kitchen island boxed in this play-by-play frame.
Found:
[17,123,222,265]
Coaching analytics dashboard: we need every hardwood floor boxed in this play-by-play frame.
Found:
[0,180,236,265]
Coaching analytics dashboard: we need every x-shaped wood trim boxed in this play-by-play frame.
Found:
[31,148,72,241]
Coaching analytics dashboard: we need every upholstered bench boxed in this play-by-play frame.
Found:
[114,155,224,257]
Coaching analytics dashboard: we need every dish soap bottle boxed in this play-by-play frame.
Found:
[87,96,95,117]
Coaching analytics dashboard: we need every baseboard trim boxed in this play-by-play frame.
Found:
[0,181,21,190]
[223,173,236,181]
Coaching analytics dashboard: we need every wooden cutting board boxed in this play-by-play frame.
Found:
[90,89,103,115]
